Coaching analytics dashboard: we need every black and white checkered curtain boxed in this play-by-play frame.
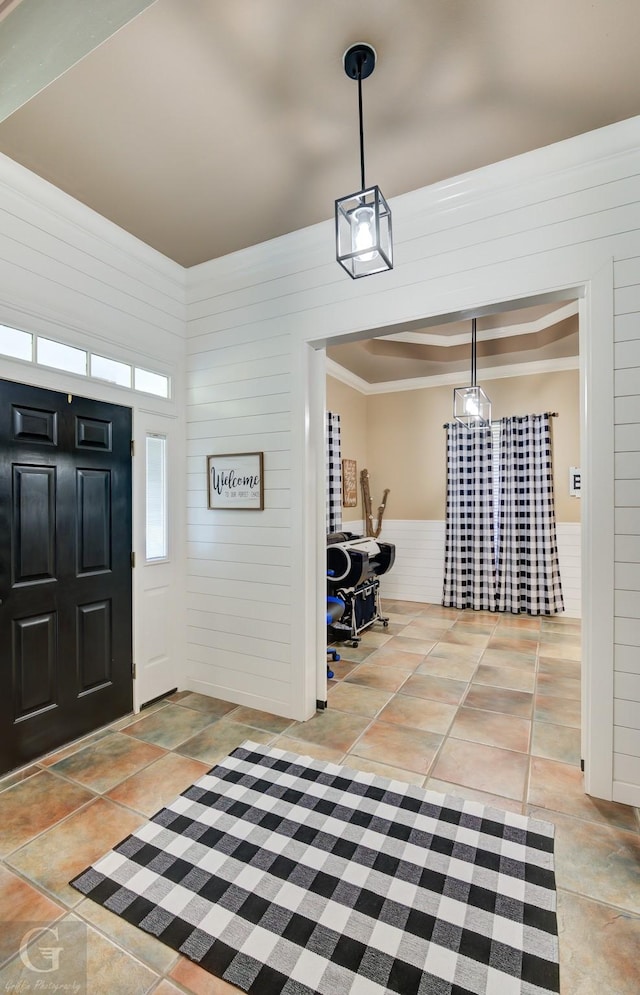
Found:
[496,413,564,614]
[442,422,496,610]
[326,411,342,534]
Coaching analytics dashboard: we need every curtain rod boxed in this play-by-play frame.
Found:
[442,412,559,428]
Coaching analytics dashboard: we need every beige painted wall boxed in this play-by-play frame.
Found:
[328,369,581,522]
[326,375,369,522]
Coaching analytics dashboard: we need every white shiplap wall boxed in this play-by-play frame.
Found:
[0,152,188,713]
[185,116,640,802]
[378,520,581,618]
[613,270,640,803]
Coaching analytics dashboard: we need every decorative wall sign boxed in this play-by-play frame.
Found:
[569,466,581,497]
[342,458,357,507]
[207,452,264,510]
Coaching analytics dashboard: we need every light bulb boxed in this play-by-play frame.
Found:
[352,206,376,261]
[464,392,480,417]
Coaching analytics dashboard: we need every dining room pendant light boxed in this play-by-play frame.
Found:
[453,318,492,429]
[335,44,393,279]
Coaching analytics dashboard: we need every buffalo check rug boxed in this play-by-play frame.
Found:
[71,741,560,994]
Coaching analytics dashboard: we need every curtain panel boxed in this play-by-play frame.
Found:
[326,411,342,535]
[496,413,564,615]
[442,422,496,610]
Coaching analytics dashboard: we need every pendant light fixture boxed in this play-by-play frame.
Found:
[453,318,491,429]
[335,44,393,279]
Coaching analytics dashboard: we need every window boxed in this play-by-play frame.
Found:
[91,354,132,387]
[135,367,170,398]
[146,435,168,560]
[0,325,32,361]
[37,336,87,376]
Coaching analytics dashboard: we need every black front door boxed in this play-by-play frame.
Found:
[0,379,133,774]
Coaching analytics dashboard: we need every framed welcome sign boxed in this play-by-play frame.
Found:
[207,452,264,510]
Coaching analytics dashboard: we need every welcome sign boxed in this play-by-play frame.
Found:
[207,452,264,510]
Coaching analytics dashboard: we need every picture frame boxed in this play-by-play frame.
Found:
[207,452,264,510]
[342,458,357,507]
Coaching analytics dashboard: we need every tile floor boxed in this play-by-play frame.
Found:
[1,601,639,993]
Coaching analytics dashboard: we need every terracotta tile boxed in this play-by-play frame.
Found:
[385,601,425,615]
[420,605,460,621]
[531,722,581,766]
[428,641,483,663]
[225,706,294,734]
[6,798,143,908]
[528,809,640,913]
[357,629,393,649]
[538,655,581,680]
[536,673,581,700]
[417,656,477,682]
[177,721,273,766]
[440,629,490,649]
[535,693,581,728]
[557,889,640,995]
[463,684,533,718]
[106,752,210,816]
[166,689,192,702]
[496,616,541,631]
[538,641,581,662]
[331,644,377,664]
[387,635,437,655]
[327,681,393,717]
[379,621,412,636]
[325,658,359,681]
[0,770,94,857]
[400,673,468,705]
[342,755,426,785]
[77,897,178,974]
[528,757,638,831]
[377,694,457,735]
[350,721,442,774]
[539,629,581,646]
[364,646,425,671]
[488,635,538,654]
[39,728,113,766]
[0,865,65,967]
[400,619,453,639]
[82,914,159,994]
[451,621,496,636]
[473,663,535,692]
[344,662,412,692]
[431,738,528,801]
[151,983,186,995]
[426,777,524,815]
[283,709,370,753]
[479,647,537,670]
[171,955,243,993]
[0,764,41,792]
[448,707,530,753]
[51,733,165,793]
[122,703,216,749]
[174,693,238,719]
[271,736,345,764]
[541,618,581,633]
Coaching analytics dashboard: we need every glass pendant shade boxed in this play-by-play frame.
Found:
[453,385,491,429]
[336,186,393,279]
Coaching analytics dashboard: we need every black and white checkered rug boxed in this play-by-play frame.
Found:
[71,741,560,994]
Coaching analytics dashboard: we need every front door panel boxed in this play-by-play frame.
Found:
[0,380,133,774]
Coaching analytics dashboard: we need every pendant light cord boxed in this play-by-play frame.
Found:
[471,318,477,387]
[357,58,366,190]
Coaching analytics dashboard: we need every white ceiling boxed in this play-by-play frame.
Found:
[0,0,633,379]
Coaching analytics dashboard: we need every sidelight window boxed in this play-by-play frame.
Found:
[145,434,168,561]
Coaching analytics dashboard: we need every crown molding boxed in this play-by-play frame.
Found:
[326,355,579,395]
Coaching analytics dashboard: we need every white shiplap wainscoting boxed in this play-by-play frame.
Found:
[378,520,581,619]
